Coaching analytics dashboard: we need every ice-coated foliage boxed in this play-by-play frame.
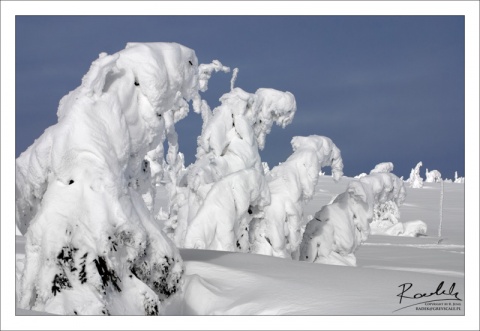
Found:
[299,172,411,266]
[250,135,344,259]
[14,42,221,315]
[425,169,442,183]
[168,85,297,251]
[407,161,424,188]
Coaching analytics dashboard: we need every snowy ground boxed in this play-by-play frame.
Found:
[162,176,465,316]
[15,176,466,320]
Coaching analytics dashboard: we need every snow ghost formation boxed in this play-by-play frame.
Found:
[15,42,226,315]
[407,161,424,188]
[425,169,442,183]
[250,135,344,259]
[299,171,418,266]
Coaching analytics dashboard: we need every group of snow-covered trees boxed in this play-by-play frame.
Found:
[404,161,465,186]
[15,42,343,315]
[16,42,445,315]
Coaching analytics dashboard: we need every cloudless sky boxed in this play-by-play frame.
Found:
[15,15,465,178]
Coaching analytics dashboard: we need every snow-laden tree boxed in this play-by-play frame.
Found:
[168,85,297,251]
[369,162,394,174]
[425,168,442,183]
[406,161,424,188]
[250,135,344,259]
[15,42,223,315]
[454,171,465,183]
[299,172,410,266]
[183,169,270,251]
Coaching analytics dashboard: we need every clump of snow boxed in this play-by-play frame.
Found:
[250,135,344,259]
[261,161,270,175]
[14,42,228,315]
[369,161,394,174]
[299,172,419,266]
[406,161,424,188]
[354,173,367,179]
[425,168,442,183]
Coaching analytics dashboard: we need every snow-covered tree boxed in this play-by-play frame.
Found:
[183,169,270,251]
[250,135,344,259]
[369,162,394,174]
[299,172,416,266]
[406,161,424,188]
[14,42,222,315]
[168,84,297,251]
[299,180,370,266]
[425,168,442,183]
[454,171,465,183]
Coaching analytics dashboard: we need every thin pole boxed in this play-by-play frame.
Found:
[438,179,444,238]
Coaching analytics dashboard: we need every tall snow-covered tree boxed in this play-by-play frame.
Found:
[169,85,297,252]
[407,161,424,188]
[249,135,344,259]
[15,42,219,315]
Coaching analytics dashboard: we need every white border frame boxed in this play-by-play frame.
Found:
[2,1,478,330]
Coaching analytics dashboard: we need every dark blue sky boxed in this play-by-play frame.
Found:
[16,16,465,178]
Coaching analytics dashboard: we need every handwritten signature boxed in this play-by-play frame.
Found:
[393,281,462,312]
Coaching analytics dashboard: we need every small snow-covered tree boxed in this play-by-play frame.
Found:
[406,161,424,188]
[299,172,417,266]
[369,162,394,174]
[425,169,442,183]
[454,171,465,183]
[299,181,370,266]
[15,42,220,315]
[250,135,344,259]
